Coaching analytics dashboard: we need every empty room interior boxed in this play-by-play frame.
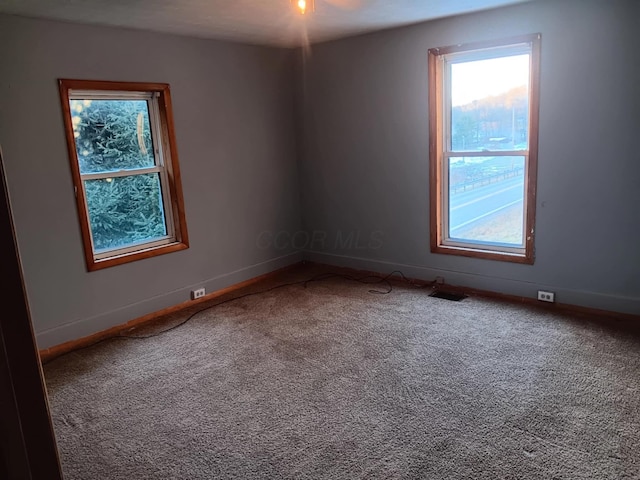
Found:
[0,0,639,478]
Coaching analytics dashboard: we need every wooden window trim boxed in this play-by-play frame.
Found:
[428,34,541,265]
[59,79,189,271]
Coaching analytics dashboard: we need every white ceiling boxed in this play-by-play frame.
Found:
[0,0,535,47]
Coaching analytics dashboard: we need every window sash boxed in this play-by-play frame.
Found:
[67,89,177,260]
[80,166,162,180]
[79,172,176,259]
[442,47,532,154]
[441,152,529,255]
[443,150,528,157]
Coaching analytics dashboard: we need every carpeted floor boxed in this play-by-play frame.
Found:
[43,265,640,479]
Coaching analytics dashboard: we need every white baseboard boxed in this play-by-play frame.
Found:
[36,252,303,349]
[303,251,640,317]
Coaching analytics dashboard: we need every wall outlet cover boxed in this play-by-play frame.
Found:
[537,290,555,303]
[191,288,206,300]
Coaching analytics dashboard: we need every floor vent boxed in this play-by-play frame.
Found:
[429,290,467,301]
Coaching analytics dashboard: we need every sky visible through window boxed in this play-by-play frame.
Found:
[451,54,529,107]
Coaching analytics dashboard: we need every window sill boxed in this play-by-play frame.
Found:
[431,244,534,264]
[87,241,189,271]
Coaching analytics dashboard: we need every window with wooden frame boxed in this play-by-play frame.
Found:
[428,34,541,264]
[59,80,188,271]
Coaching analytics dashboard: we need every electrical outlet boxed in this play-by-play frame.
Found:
[537,290,555,303]
[191,288,206,300]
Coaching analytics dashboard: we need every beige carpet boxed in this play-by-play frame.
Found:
[43,265,640,479]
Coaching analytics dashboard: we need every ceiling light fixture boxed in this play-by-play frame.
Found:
[293,0,314,15]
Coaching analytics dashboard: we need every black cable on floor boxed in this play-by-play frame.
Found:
[125,270,435,340]
[42,270,434,362]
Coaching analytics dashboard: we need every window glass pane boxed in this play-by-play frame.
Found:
[450,54,529,152]
[448,156,525,246]
[70,99,155,174]
[84,173,168,252]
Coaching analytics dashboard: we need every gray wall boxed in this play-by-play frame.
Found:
[298,0,640,315]
[0,15,302,348]
[1,0,638,351]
